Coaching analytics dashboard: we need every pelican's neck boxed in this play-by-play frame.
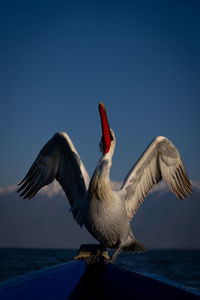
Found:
[88,154,112,201]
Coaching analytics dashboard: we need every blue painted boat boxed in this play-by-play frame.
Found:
[0,257,200,299]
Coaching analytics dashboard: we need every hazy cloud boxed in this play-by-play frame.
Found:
[0,184,17,196]
[39,180,65,197]
[0,179,197,197]
[191,180,200,191]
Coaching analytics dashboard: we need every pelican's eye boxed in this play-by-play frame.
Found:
[99,138,104,153]
[110,130,114,141]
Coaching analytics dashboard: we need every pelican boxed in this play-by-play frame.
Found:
[17,102,192,261]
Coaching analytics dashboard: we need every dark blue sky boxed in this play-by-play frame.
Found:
[0,0,200,187]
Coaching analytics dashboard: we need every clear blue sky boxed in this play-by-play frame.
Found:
[0,0,200,187]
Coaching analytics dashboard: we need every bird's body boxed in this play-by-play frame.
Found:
[84,147,141,256]
[86,170,129,249]
[18,103,192,261]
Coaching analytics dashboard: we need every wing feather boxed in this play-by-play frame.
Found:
[17,132,90,225]
[121,136,192,219]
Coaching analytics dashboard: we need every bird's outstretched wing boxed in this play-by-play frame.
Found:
[17,132,90,225]
[120,136,192,220]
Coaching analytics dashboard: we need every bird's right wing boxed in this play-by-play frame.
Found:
[120,136,192,220]
[17,132,90,226]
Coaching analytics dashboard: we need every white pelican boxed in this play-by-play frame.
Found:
[17,103,192,261]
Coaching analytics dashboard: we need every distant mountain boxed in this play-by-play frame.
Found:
[0,180,199,249]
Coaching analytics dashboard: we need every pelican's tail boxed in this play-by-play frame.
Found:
[123,239,146,253]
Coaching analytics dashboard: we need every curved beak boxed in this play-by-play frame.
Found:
[98,102,111,154]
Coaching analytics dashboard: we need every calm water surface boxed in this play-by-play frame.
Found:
[0,248,199,290]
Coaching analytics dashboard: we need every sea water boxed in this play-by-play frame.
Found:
[0,248,199,289]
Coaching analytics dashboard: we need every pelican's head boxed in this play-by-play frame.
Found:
[98,102,116,156]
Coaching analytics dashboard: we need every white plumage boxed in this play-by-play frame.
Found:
[18,103,192,261]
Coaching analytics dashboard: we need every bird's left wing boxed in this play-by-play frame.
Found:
[120,136,192,220]
[17,132,90,225]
